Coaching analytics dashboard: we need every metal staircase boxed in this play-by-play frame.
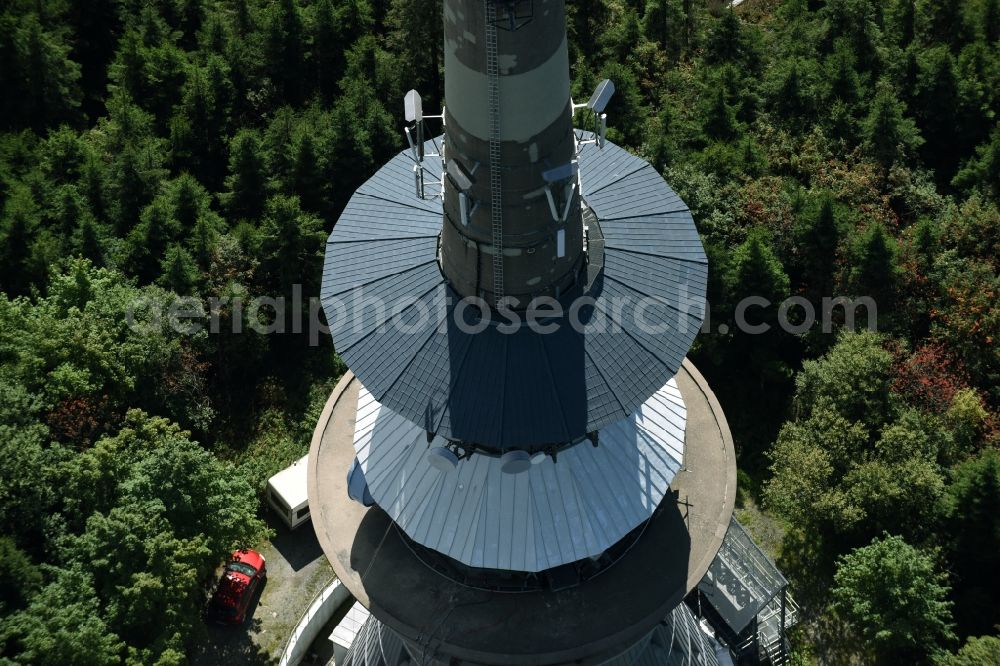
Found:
[689,517,799,665]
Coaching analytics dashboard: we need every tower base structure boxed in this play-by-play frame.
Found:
[339,603,729,666]
[308,359,736,666]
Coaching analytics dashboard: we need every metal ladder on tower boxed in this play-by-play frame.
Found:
[485,1,504,306]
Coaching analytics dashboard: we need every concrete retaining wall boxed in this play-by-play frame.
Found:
[279,578,349,666]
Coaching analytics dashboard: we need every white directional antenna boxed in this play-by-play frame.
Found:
[403,89,446,200]
[447,158,481,227]
[485,1,504,306]
[573,79,615,151]
[542,162,579,224]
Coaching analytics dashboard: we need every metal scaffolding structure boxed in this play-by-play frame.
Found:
[689,517,798,665]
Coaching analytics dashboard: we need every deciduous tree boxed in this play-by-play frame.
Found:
[832,534,955,662]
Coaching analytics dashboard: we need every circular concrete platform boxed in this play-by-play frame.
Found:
[308,359,735,665]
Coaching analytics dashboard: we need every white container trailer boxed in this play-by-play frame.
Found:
[266,455,311,530]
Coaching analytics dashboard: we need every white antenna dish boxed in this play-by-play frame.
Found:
[587,79,615,113]
[426,446,459,472]
[500,450,532,475]
[542,161,579,184]
[447,159,474,191]
[404,89,423,123]
[346,458,375,506]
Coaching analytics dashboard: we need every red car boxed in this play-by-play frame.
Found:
[207,549,266,624]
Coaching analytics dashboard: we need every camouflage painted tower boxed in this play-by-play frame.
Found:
[439,2,583,305]
[307,2,788,665]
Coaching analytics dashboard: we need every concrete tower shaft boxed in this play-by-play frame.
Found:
[440,0,584,306]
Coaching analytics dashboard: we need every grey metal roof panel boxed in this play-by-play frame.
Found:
[603,249,709,308]
[439,330,509,440]
[538,324,598,433]
[328,194,441,241]
[354,378,686,572]
[583,321,668,418]
[586,165,688,219]
[323,236,439,296]
[602,213,708,263]
[577,138,649,194]
[338,288,445,402]
[579,343,632,429]
[596,280,703,379]
[435,323,591,445]
[322,138,707,448]
[501,334,574,444]
[355,154,442,214]
[325,262,443,351]
[387,315,472,431]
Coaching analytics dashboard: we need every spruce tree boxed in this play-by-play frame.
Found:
[850,224,899,320]
[20,15,83,131]
[223,130,267,222]
[915,48,962,176]
[952,126,1000,202]
[312,0,341,102]
[643,0,686,61]
[54,185,84,243]
[915,0,970,48]
[176,0,205,51]
[127,199,180,283]
[387,0,444,104]
[704,9,743,65]
[168,174,213,231]
[264,0,305,104]
[771,58,813,121]
[798,196,840,299]
[109,148,150,234]
[188,216,217,271]
[863,82,923,172]
[197,11,227,55]
[702,86,739,141]
[985,0,1000,43]
[74,216,104,266]
[263,108,297,194]
[82,156,107,224]
[943,450,1000,636]
[159,244,199,295]
[258,195,325,295]
[886,0,916,47]
[728,230,791,331]
[0,206,34,296]
[292,133,325,214]
[826,43,860,104]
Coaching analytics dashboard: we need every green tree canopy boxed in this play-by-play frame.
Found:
[222,129,267,222]
[1,567,124,666]
[832,534,955,662]
[939,635,1000,666]
[941,449,1000,636]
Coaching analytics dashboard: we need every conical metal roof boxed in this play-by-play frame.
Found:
[321,137,706,449]
[352,376,686,573]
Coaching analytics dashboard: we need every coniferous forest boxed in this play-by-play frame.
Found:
[0,1,998,664]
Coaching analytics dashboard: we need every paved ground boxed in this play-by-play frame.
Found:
[189,512,334,665]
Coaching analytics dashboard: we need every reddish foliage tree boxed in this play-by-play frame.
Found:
[46,394,111,447]
[891,342,969,413]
